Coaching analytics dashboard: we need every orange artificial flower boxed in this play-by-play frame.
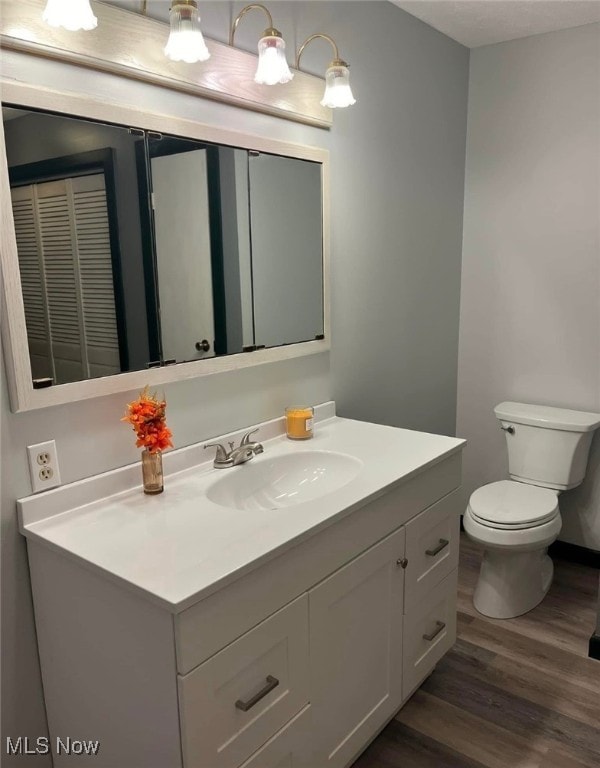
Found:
[122,386,173,453]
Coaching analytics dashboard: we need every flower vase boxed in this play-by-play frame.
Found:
[141,449,163,494]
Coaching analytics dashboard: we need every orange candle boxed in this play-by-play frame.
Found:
[285,406,314,440]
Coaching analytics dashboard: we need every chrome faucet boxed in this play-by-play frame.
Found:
[204,428,264,469]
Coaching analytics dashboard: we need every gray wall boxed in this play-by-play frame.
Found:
[325,4,469,436]
[1,2,469,762]
[457,23,600,549]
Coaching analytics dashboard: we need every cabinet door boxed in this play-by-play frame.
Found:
[239,706,313,768]
[309,526,405,768]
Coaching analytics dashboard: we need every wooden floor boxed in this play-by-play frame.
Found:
[353,534,600,768]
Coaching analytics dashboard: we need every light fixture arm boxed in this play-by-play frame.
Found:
[230,4,275,46]
[295,33,344,70]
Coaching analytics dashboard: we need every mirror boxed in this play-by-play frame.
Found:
[3,105,324,388]
[249,152,323,349]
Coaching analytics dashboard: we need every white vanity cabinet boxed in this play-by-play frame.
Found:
[308,491,460,768]
[21,417,464,768]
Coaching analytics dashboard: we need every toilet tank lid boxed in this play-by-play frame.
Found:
[494,402,600,432]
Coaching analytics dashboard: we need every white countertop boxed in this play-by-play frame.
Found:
[19,411,464,613]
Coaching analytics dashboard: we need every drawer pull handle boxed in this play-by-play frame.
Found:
[423,620,446,642]
[426,538,449,557]
[235,675,279,712]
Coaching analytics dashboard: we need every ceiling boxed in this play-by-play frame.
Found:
[391,0,600,48]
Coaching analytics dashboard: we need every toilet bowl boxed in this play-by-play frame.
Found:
[464,402,600,620]
[463,480,562,618]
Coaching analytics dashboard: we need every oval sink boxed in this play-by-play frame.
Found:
[206,450,363,512]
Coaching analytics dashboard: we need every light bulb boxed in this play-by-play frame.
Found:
[321,61,356,109]
[42,0,97,32]
[164,1,210,64]
[255,34,293,86]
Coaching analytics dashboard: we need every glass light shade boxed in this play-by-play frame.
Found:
[321,63,356,108]
[42,0,97,32]
[164,2,210,64]
[255,35,293,86]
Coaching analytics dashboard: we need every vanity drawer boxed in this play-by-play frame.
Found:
[403,489,460,613]
[402,568,457,700]
[178,594,309,768]
[238,705,313,768]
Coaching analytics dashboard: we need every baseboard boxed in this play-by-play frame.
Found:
[589,633,600,661]
[548,540,600,569]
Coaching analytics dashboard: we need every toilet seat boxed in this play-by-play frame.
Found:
[468,480,559,530]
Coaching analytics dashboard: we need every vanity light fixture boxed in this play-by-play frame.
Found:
[230,4,293,86]
[164,0,210,64]
[296,34,356,108]
[42,0,97,32]
[27,1,352,122]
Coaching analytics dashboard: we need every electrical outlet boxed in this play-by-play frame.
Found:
[27,440,61,493]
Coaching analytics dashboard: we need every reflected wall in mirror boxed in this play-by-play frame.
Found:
[249,153,323,349]
[3,105,324,389]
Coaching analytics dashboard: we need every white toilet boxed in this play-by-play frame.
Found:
[464,401,600,619]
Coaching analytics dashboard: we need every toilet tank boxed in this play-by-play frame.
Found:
[494,402,600,490]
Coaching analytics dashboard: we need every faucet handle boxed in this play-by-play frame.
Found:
[204,442,229,461]
[241,428,259,446]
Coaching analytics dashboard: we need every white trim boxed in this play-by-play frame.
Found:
[0,80,331,412]
[0,0,332,129]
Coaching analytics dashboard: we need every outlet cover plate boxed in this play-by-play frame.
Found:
[27,440,61,493]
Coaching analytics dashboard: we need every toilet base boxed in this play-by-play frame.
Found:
[473,548,554,619]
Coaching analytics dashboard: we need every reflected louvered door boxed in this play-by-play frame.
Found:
[11,174,120,385]
[10,185,53,380]
[71,174,120,378]
[36,179,84,384]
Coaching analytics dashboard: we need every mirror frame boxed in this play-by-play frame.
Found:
[0,80,330,412]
